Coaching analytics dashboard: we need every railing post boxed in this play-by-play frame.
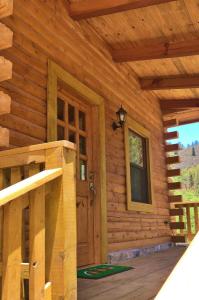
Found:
[45,146,77,299]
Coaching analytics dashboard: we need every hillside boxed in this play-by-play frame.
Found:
[178,144,199,169]
[175,142,199,201]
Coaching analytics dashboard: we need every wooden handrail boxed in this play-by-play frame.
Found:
[0,168,63,207]
[0,141,77,299]
[155,232,199,299]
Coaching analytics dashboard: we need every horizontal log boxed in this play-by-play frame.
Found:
[140,76,199,90]
[170,208,183,217]
[0,126,9,147]
[168,182,181,190]
[171,235,186,243]
[112,39,199,62]
[0,0,13,18]
[168,195,182,203]
[0,56,12,82]
[163,119,178,128]
[164,131,178,140]
[160,99,199,110]
[0,91,11,114]
[166,156,180,165]
[167,169,181,177]
[165,143,180,152]
[170,222,185,230]
[0,22,13,50]
[69,0,176,20]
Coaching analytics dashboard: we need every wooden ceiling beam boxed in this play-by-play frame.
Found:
[160,99,199,110]
[140,76,199,90]
[69,0,176,20]
[112,39,199,62]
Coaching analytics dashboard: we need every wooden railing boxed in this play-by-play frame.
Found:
[173,201,199,243]
[0,140,77,299]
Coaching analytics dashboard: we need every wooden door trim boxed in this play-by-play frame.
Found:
[47,60,107,263]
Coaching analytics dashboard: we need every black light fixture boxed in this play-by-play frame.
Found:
[112,105,127,130]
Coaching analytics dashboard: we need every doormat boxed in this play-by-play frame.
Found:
[77,264,134,279]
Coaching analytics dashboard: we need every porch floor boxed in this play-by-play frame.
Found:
[78,246,185,300]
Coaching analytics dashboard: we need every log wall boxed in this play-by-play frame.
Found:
[0,0,171,252]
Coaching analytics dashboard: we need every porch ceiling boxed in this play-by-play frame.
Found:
[69,0,199,124]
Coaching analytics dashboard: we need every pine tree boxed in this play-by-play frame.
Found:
[192,147,196,156]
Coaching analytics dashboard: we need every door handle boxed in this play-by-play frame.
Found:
[89,182,96,195]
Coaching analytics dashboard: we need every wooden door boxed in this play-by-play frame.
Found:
[56,86,95,266]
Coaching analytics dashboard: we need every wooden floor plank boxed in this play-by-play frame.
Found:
[78,247,185,300]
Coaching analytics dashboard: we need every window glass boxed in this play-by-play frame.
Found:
[69,131,76,143]
[128,129,149,204]
[79,136,86,155]
[57,126,65,140]
[129,130,144,167]
[57,98,65,121]
[68,104,75,126]
[79,111,86,131]
[80,160,87,181]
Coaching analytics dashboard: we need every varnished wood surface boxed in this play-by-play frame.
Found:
[0,0,171,253]
[78,247,185,300]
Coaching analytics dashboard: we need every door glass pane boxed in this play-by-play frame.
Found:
[80,160,87,181]
[57,98,65,121]
[69,130,76,143]
[79,136,86,155]
[79,111,86,131]
[68,104,75,126]
[129,130,144,167]
[57,126,65,140]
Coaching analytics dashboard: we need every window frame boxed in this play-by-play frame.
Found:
[125,117,154,213]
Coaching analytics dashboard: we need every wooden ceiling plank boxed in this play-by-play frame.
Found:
[140,76,199,90]
[112,39,199,62]
[69,0,177,20]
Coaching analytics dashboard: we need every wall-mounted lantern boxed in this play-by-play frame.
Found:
[112,105,127,130]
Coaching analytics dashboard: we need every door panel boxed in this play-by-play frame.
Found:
[57,86,95,266]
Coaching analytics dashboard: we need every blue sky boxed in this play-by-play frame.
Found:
[169,123,199,146]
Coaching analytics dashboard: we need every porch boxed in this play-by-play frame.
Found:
[78,246,185,300]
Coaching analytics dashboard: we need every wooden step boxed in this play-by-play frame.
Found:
[0,91,11,115]
[0,56,12,82]
[0,0,13,19]
[166,156,180,165]
[168,182,181,190]
[0,22,13,50]
[168,195,182,203]
[167,169,181,177]
[165,143,180,153]
[164,131,178,140]
[170,222,185,230]
[0,126,9,147]
[172,235,186,243]
[170,208,183,217]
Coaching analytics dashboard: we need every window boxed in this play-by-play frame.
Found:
[125,118,153,212]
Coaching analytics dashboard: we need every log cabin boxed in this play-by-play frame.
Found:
[0,0,199,299]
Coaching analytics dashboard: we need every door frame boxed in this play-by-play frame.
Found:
[47,60,107,263]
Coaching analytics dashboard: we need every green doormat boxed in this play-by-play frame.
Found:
[77,264,134,280]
